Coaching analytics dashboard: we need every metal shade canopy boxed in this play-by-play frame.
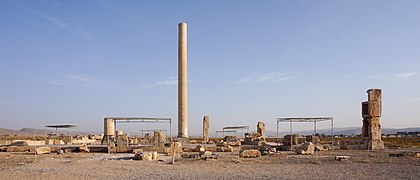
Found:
[45,124,77,128]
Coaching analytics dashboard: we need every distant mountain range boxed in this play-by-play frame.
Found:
[1,127,419,137]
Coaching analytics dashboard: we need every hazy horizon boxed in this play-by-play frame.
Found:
[1,1,419,135]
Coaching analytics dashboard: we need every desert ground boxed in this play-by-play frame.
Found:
[1,148,419,180]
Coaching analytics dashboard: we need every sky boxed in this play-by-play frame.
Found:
[0,0,419,136]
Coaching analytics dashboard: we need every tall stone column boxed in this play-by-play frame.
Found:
[361,89,384,150]
[203,116,209,142]
[178,22,188,138]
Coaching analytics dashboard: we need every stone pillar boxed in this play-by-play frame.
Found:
[362,89,384,150]
[203,116,209,142]
[102,118,115,144]
[257,121,265,137]
[178,22,188,138]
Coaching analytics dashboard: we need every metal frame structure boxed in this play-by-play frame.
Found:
[45,124,77,133]
[221,125,250,138]
[215,130,237,137]
[139,129,167,137]
[45,124,77,156]
[107,117,172,138]
[276,117,334,145]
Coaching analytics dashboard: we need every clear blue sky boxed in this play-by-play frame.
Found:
[1,0,419,135]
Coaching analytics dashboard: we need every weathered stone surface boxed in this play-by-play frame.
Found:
[182,147,194,152]
[6,146,34,152]
[153,131,166,146]
[367,89,381,101]
[361,88,384,150]
[239,150,261,158]
[295,149,305,155]
[258,146,275,156]
[151,151,159,160]
[305,136,320,143]
[79,144,90,153]
[315,144,331,151]
[10,141,29,146]
[367,101,381,117]
[199,151,212,156]
[257,121,265,137]
[134,151,158,161]
[203,116,209,142]
[245,133,265,142]
[295,142,314,155]
[335,156,350,161]
[368,140,384,150]
[283,134,299,145]
[193,145,205,152]
[133,148,143,154]
[224,136,241,146]
[35,147,51,155]
[201,154,218,160]
[216,145,233,152]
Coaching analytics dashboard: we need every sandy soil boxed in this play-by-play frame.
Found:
[0,149,419,180]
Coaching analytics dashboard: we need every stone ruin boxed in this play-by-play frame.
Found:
[341,88,385,150]
[362,89,384,150]
[203,116,209,142]
[257,121,265,137]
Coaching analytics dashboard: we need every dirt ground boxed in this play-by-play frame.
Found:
[0,149,419,180]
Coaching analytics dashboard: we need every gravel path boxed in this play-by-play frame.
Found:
[1,149,419,180]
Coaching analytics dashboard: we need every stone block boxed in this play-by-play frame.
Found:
[216,145,233,152]
[133,148,143,154]
[193,145,205,152]
[367,89,381,101]
[368,140,384,150]
[134,151,155,161]
[199,151,212,156]
[79,144,90,153]
[181,153,191,158]
[368,101,381,117]
[283,134,299,145]
[335,156,350,161]
[315,144,331,151]
[35,147,51,155]
[6,146,34,152]
[295,142,314,155]
[239,150,261,158]
[10,141,29,146]
[305,136,320,143]
[153,131,166,146]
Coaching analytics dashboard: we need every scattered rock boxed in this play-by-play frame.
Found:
[216,145,233,152]
[134,151,158,161]
[295,142,314,155]
[202,154,219,160]
[258,146,275,156]
[181,153,191,158]
[389,152,420,157]
[6,146,34,152]
[239,150,261,158]
[315,144,331,151]
[133,148,143,154]
[193,145,205,152]
[199,151,212,156]
[335,156,350,161]
[79,144,90,153]
[10,141,29,146]
[35,147,51,155]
